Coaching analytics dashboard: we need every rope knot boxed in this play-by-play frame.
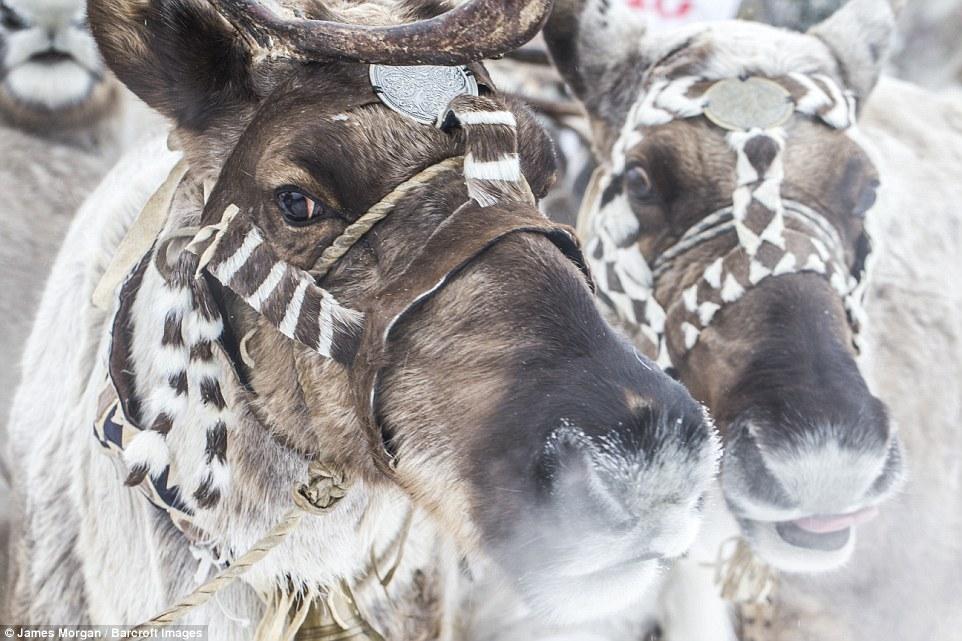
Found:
[710,537,779,641]
[714,537,777,604]
[294,461,350,514]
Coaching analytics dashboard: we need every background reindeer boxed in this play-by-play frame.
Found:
[5,0,721,636]
[761,77,962,641]
[0,0,162,614]
[534,0,952,638]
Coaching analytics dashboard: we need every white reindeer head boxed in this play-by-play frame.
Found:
[0,0,117,131]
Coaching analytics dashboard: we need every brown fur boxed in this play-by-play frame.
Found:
[0,78,123,137]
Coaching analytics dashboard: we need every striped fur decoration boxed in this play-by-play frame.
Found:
[440,94,535,207]
[186,205,364,364]
[108,108,498,511]
[116,197,364,510]
[117,230,233,510]
[111,94,535,513]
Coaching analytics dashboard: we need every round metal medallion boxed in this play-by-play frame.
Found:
[703,77,794,131]
[369,64,479,126]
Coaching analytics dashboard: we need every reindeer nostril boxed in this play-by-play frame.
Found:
[535,427,642,530]
[534,428,592,496]
[869,438,905,498]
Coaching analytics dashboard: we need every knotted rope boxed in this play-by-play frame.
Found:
[312,157,464,281]
[134,462,350,630]
[709,538,778,641]
[713,537,777,603]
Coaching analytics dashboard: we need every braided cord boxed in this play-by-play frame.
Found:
[136,508,306,629]
[135,462,350,630]
[312,156,464,281]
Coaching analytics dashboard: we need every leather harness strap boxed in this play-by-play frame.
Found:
[348,200,592,477]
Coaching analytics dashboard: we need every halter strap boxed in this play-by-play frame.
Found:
[349,200,590,475]
[312,156,465,281]
[652,199,847,279]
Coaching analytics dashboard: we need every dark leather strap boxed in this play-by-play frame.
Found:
[108,252,152,426]
[348,201,592,477]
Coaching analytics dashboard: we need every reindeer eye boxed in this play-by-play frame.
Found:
[276,189,326,226]
[625,165,654,200]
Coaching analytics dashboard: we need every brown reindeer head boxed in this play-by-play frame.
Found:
[90,0,720,620]
[545,0,905,572]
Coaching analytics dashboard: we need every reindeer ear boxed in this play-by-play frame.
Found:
[543,0,649,135]
[88,0,259,131]
[808,0,897,105]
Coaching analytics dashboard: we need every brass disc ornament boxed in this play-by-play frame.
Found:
[703,77,794,131]
[370,64,479,126]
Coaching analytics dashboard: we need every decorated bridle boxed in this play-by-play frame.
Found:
[579,72,875,370]
[98,68,588,521]
[92,67,591,637]
[92,64,591,635]
[84,0,564,633]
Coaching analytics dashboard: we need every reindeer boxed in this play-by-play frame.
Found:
[0,0,124,429]
[540,0,909,638]
[0,0,163,613]
[762,77,962,641]
[4,0,721,635]
[0,0,121,140]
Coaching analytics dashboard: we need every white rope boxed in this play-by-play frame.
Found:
[312,157,464,281]
[652,200,847,279]
[135,509,306,630]
[133,462,349,631]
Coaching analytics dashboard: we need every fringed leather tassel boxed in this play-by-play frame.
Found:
[254,587,316,641]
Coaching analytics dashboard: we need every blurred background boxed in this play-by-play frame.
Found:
[741,0,962,89]
[1,0,960,630]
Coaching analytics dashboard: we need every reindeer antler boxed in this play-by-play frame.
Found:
[207,0,555,66]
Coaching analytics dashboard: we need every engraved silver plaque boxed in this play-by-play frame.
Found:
[369,64,479,126]
[703,77,794,131]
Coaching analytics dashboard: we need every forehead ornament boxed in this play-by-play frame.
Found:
[703,77,794,131]
[370,64,479,126]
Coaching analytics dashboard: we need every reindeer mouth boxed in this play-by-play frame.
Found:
[774,521,850,551]
[28,50,75,65]
[772,507,879,551]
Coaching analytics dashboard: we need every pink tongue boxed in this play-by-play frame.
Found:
[792,506,880,534]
